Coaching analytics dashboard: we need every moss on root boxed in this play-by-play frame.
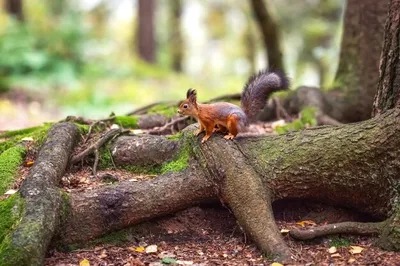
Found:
[0,124,51,154]
[99,133,191,175]
[0,145,26,195]
[0,194,25,266]
[275,106,318,134]
[114,116,139,128]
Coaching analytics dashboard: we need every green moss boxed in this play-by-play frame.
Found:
[99,147,113,169]
[0,124,51,155]
[275,106,318,134]
[148,104,177,118]
[0,126,41,139]
[0,145,26,195]
[329,236,351,247]
[0,194,25,266]
[166,132,183,140]
[160,140,190,174]
[60,192,70,220]
[114,116,139,128]
[74,123,90,135]
[0,194,23,244]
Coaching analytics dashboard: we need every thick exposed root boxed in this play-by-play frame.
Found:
[290,221,384,240]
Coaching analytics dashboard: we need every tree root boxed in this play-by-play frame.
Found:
[290,221,384,240]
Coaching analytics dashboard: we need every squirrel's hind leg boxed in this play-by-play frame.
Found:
[224,114,239,140]
[201,123,215,143]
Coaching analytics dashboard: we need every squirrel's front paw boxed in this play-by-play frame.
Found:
[201,135,211,143]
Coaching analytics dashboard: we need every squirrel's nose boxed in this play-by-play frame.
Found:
[177,109,181,114]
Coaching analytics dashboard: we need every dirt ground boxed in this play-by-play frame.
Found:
[41,168,400,266]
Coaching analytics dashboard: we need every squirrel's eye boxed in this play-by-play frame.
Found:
[183,104,188,108]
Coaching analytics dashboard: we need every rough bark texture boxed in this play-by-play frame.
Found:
[332,0,389,122]
[0,123,79,266]
[5,0,24,21]
[136,0,156,63]
[58,108,400,260]
[373,0,400,116]
[112,135,180,166]
[61,166,215,244]
[249,0,284,71]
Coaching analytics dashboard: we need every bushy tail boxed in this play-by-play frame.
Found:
[241,69,289,122]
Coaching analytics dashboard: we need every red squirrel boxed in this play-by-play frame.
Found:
[178,70,289,143]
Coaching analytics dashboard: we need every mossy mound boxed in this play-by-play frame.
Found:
[0,145,26,195]
[114,116,139,128]
[0,124,51,155]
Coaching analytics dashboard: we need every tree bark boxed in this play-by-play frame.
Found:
[59,107,400,260]
[249,0,284,71]
[332,0,389,122]
[5,0,24,21]
[169,0,183,72]
[0,123,80,266]
[136,0,156,63]
[372,0,400,116]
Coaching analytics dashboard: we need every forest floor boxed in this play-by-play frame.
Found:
[3,104,400,265]
[38,167,399,266]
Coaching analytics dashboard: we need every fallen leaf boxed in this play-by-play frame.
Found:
[348,258,356,263]
[331,253,341,258]
[349,246,364,254]
[280,228,290,233]
[328,246,337,254]
[296,220,317,227]
[270,263,284,266]
[4,189,17,195]
[79,259,90,266]
[145,244,158,253]
[111,124,120,129]
[162,258,177,264]
[21,137,34,141]
[26,161,34,167]
[130,246,145,253]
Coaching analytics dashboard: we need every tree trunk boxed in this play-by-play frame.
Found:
[249,0,284,71]
[5,0,24,21]
[372,0,400,116]
[332,0,389,122]
[169,0,183,72]
[136,0,156,63]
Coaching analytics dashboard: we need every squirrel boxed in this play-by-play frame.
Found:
[177,69,289,143]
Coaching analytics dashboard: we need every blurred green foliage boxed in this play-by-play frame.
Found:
[0,12,88,92]
[275,107,318,134]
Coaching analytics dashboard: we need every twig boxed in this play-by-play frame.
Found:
[126,101,176,116]
[84,116,116,143]
[71,128,122,165]
[147,116,190,134]
[93,149,100,176]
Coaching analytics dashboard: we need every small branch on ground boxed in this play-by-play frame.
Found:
[70,128,126,175]
[147,116,190,135]
[289,221,385,240]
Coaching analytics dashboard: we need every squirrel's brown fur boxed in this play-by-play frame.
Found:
[178,70,289,143]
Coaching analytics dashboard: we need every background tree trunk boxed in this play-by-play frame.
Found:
[136,0,156,63]
[169,0,183,72]
[372,0,400,116]
[249,0,284,71]
[4,0,23,21]
[332,0,389,122]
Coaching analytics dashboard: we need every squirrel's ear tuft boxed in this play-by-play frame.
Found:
[186,88,197,99]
